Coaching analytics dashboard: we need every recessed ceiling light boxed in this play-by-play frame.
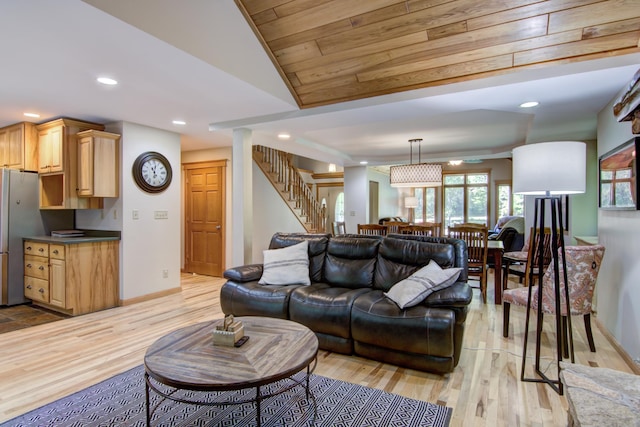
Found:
[172,120,186,125]
[360,161,368,165]
[448,160,463,166]
[277,133,291,140]
[97,77,118,85]
[520,101,539,108]
[23,112,40,118]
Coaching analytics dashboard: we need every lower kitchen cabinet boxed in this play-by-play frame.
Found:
[24,239,119,315]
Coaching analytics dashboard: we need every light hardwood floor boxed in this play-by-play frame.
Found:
[0,272,636,426]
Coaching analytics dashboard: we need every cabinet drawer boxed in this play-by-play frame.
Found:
[24,276,49,303]
[50,244,65,260]
[24,255,49,280]
[24,241,48,257]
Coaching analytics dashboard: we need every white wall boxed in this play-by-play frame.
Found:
[596,93,640,362]
[251,162,305,262]
[77,121,181,301]
[344,166,369,233]
[367,168,404,221]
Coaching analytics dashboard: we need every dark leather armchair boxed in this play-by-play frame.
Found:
[487,227,524,267]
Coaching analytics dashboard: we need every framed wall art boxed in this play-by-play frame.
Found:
[599,137,639,210]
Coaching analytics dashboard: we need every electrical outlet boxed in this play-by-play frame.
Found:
[113,210,117,220]
[162,269,168,278]
[132,210,139,220]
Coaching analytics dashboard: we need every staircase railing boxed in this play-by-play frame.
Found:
[253,145,327,233]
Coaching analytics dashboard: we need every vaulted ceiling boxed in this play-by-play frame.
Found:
[1,1,639,166]
[236,0,640,108]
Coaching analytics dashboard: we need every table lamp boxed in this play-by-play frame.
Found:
[512,141,586,395]
[405,196,418,223]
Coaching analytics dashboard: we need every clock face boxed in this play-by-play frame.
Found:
[141,158,168,187]
[132,152,172,193]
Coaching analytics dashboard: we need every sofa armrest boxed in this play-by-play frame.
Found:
[223,264,263,282]
[423,282,473,307]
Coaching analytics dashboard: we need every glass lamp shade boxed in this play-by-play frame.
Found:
[390,163,442,187]
[404,196,418,208]
[512,141,586,195]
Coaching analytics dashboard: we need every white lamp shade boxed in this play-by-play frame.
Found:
[390,163,442,187]
[404,196,418,208]
[512,141,586,195]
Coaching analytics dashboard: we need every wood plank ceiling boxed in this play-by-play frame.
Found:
[235,0,640,109]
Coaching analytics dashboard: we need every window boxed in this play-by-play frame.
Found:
[334,192,345,221]
[443,172,489,231]
[495,181,524,223]
[413,187,436,223]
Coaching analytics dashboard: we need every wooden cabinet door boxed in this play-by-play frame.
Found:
[0,128,8,167]
[76,135,93,196]
[49,258,66,308]
[7,125,24,169]
[38,126,64,173]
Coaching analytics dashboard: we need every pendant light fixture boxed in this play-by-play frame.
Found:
[390,138,442,187]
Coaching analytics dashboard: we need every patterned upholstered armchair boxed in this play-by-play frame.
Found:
[502,245,606,352]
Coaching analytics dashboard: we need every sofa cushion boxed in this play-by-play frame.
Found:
[259,240,310,286]
[374,235,467,291]
[352,291,456,359]
[220,280,300,319]
[384,260,462,309]
[322,235,382,289]
[290,283,369,342]
[269,233,331,283]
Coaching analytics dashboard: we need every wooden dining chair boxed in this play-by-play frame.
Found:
[502,227,555,291]
[399,224,438,236]
[423,222,442,237]
[448,224,489,302]
[357,224,387,236]
[382,220,407,234]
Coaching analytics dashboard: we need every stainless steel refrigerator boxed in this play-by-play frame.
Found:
[0,169,47,306]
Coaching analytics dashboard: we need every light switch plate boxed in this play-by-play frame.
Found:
[154,210,168,219]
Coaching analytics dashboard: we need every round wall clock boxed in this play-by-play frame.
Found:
[132,151,172,193]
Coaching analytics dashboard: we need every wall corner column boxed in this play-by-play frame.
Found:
[231,128,253,265]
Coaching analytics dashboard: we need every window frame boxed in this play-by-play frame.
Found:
[442,170,491,230]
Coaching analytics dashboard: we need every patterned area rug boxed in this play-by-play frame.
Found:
[3,365,452,426]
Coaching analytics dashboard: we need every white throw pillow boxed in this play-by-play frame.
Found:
[384,260,462,309]
[258,241,310,286]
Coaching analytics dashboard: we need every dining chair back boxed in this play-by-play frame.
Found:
[357,224,387,236]
[399,224,438,236]
[448,224,489,302]
[503,227,555,290]
[383,220,408,234]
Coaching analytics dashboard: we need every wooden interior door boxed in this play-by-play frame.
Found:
[184,161,226,277]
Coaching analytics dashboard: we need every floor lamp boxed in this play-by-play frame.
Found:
[512,141,586,395]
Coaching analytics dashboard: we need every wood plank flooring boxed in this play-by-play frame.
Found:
[0,272,636,426]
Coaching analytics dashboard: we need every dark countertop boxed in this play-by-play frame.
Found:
[24,230,121,244]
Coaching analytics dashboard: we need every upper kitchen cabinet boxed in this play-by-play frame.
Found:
[0,122,38,171]
[36,118,105,209]
[76,130,120,198]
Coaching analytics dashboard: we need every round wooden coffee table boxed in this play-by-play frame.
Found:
[143,316,318,426]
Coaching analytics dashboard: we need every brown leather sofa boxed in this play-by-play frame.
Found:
[221,232,472,374]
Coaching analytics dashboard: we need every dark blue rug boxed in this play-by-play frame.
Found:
[3,365,452,426]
